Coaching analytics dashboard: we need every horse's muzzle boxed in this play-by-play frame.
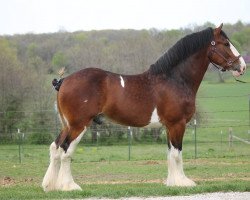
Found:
[232,65,246,77]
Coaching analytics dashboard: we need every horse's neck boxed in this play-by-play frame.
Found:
[177,49,210,94]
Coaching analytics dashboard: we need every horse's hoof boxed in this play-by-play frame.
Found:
[57,182,82,191]
[165,177,196,187]
[42,182,56,192]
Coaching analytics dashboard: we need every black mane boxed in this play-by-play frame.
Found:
[150,27,214,75]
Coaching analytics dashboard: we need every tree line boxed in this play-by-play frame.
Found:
[0,21,249,142]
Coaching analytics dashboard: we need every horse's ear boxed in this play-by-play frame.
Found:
[214,23,223,35]
[218,23,223,29]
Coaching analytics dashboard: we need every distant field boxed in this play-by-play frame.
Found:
[196,70,250,145]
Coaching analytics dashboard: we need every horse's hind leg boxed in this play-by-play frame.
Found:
[42,126,86,191]
[42,127,71,191]
[55,127,87,191]
[42,130,66,192]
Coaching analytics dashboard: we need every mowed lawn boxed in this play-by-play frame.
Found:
[0,143,249,199]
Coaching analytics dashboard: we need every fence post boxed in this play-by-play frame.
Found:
[249,95,250,127]
[97,131,100,146]
[194,119,197,159]
[248,95,250,141]
[229,127,233,148]
[128,126,132,161]
[17,129,23,163]
[220,130,223,151]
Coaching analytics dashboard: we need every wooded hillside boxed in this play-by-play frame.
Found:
[0,21,249,141]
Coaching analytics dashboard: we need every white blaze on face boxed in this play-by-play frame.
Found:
[120,75,125,88]
[229,41,246,76]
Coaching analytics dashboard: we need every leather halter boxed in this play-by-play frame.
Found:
[208,40,241,72]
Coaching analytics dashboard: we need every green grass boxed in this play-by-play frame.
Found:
[0,181,249,200]
[198,82,249,119]
[0,144,249,199]
[198,69,250,121]
[195,70,250,150]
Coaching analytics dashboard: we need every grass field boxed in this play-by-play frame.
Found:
[195,70,250,146]
[0,70,250,199]
[0,143,249,199]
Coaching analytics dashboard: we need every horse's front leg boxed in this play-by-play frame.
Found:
[165,120,196,187]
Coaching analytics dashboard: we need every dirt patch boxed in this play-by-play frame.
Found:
[2,176,248,187]
[1,176,16,186]
[194,177,250,182]
[185,159,250,166]
[79,176,250,185]
[0,177,34,187]
[144,161,160,165]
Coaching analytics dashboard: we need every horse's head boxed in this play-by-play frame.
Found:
[208,23,246,77]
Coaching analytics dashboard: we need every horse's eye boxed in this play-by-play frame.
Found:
[225,42,230,47]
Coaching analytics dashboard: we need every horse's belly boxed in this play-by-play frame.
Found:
[104,106,158,128]
[111,107,162,128]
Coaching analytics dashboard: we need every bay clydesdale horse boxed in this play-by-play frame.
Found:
[42,24,246,191]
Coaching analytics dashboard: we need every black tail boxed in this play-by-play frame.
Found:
[52,78,64,91]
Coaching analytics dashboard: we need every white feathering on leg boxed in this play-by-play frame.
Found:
[42,142,61,192]
[56,128,86,191]
[166,143,196,186]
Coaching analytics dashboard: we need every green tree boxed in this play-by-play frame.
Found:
[51,51,68,71]
[0,38,25,139]
[232,27,250,53]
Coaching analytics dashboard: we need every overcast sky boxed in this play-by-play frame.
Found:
[1,0,250,35]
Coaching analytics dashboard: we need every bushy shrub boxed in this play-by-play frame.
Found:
[28,132,54,144]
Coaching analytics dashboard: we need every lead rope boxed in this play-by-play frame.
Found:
[234,78,247,83]
[210,62,247,83]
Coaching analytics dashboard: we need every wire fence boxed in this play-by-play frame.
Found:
[0,94,249,163]
[0,109,249,143]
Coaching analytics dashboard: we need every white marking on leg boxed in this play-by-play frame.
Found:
[42,142,61,192]
[63,115,70,127]
[120,75,125,88]
[166,143,196,186]
[56,128,87,191]
[145,108,161,128]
